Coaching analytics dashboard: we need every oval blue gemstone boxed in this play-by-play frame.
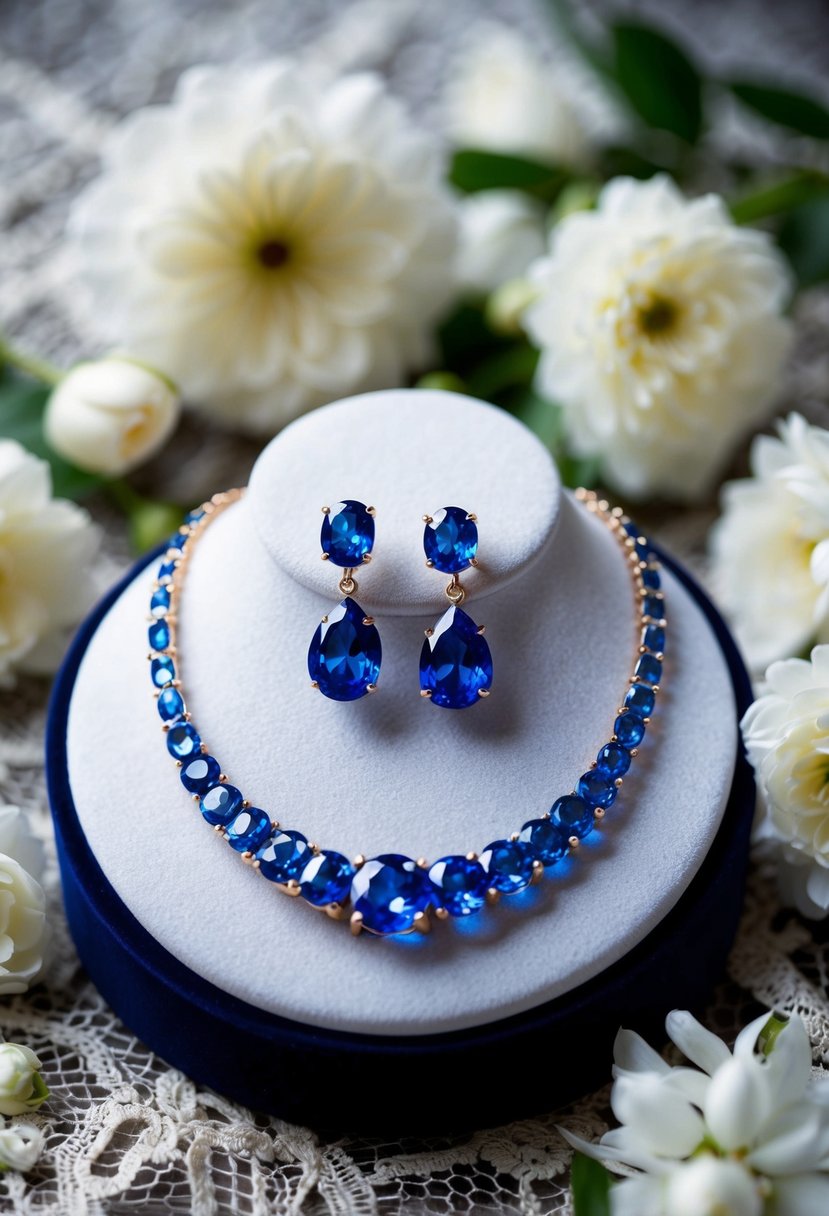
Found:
[625,684,656,717]
[351,854,431,935]
[635,654,662,687]
[308,597,381,702]
[595,742,631,780]
[622,521,651,559]
[167,531,188,551]
[156,560,177,584]
[256,830,311,884]
[157,686,185,722]
[420,605,493,709]
[180,754,221,793]
[480,839,535,893]
[150,586,171,618]
[642,594,665,622]
[518,818,569,866]
[577,770,618,808]
[428,855,488,917]
[299,850,355,907]
[615,711,646,747]
[166,721,201,760]
[551,794,594,839]
[150,655,175,688]
[225,806,271,853]
[321,500,375,567]
[642,567,661,591]
[199,783,243,826]
[148,619,170,652]
[642,624,665,654]
[423,507,478,574]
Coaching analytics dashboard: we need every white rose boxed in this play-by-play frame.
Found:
[0,1044,48,1117]
[0,1123,44,1172]
[710,414,829,672]
[456,190,547,295]
[524,175,792,501]
[0,853,46,994]
[0,440,99,684]
[44,357,180,477]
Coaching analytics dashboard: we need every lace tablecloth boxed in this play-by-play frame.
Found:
[2,1,829,1211]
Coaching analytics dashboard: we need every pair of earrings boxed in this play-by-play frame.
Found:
[307,500,493,709]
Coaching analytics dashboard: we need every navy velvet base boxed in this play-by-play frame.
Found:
[46,544,754,1136]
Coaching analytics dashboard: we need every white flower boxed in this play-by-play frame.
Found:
[45,356,180,477]
[710,415,829,672]
[0,441,99,684]
[0,1123,44,1172]
[524,175,792,501]
[444,22,589,166]
[741,645,829,917]
[0,850,46,994]
[68,62,458,435]
[560,1009,829,1216]
[0,1044,48,1117]
[456,190,547,295]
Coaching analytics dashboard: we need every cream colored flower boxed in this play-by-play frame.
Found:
[45,356,180,476]
[456,190,547,295]
[0,441,99,684]
[524,175,792,501]
[0,1044,48,1117]
[0,852,46,995]
[710,415,829,672]
[69,62,457,434]
[0,1122,44,1172]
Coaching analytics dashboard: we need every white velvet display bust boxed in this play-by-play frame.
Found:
[67,390,737,1036]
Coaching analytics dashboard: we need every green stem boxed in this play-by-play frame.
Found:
[729,171,829,225]
[0,334,62,386]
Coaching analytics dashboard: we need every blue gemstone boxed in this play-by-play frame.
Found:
[635,538,651,560]
[156,560,177,584]
[642,624,665,654]
[150,655,175,688]
[256,830,312,884]
[622,521,651,559]
[168,531,188,551]
[423,507,478,574]
[184,507,206,526]
[200,783,243,826]
[180,754,221,793]
[420,605,493,709]
[642,594,665,622]
[480,839,535,893]
[148,619,170,652]
[308,597,381,701]
[577,770,618,808]
[551,794,594,839]
[428,855,488,917]
[596,742,631,780]
[150,586,171,618]
[351,854,431,935]
[622,520,640,538]
[299,850,355,907]
[157,686,185,722]
[518,818,569,866]
[321,500,375,567]
[225,806,271,853]
[625,684,656,717]
[166,721,201,760]
[615,711,646,747]
[635,654,662,687]
[642,567,661,591]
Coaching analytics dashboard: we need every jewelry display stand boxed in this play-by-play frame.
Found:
[47,390,754,1134]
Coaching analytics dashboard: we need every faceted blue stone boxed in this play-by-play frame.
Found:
[635,538,651,561]
[180,754,221,793]
[308,597,381,702]
[480,839,535,893]
[420,605,493,709]
[518,818,569,866]
[166,721,201,760]
[642,624,665,654]
[595,742,631,780]
[428,855,488,917]
[321,500,375,567]
[625,684,656,718]
[150,586,171,618]
[225,806,271,853]
[256,830,312,884]
[635,654,662,687]
[577,770,618,808]
[157,686,185,722]
[156,560,177,585]
[551,794,594,839]
[168,531,188,551]
[351,854,431,935]
[148,619,170,652]
[615,711,646,747]
[642,594,665,622]
[150,655,175,688]
[199,783,243,826]
[642,567,661,591]
[623,521,650,559]
[299,850,355,907]
[622,520,640,538]
[423,507,478,574]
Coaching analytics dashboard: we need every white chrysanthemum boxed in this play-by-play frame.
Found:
[710,415,829,672]
[68,63,458,434]
[524,175,793,501]
[0,441,99,685]
[561,1009,829,1216]
[456,190,547,295]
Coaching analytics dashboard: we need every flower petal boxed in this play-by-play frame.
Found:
[611,1073,706,1158]
[613,1027,671,1076]
[610,1174,664,1216]
[704,1057,771,1151]
[666,1010,731,1076]
[772,1173,829,1216]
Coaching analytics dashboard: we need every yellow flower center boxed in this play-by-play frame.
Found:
[637,294,678,337]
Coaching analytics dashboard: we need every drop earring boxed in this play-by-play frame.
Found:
[420,507,493,708]
[307,500,381,701]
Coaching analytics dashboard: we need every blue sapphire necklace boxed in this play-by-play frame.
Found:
[148,487,666,938]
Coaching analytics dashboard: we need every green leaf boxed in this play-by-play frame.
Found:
[778,196,829,286]
[611,22,704,144]
[572,1153,612,1216]
[437,302,512,378]
[465,344,539,402]
[0,370,104,500]
[729,172,829,225]
[597,144,675,181]
[450,149,567,201]
[730,81,829,140]
[510,389,565,450]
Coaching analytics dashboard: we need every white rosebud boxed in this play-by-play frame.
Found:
[0,853,46,994]
[44,356,180,477]
[0,1044,48,1117]
[456,191,547,296]
[0,1123,45,1172]
[664,1157,762,1216]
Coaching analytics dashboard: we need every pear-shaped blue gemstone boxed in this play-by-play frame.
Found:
[321,500,375,567]
[308,596,381,701]
[420,605,492,709]
[423,507,478,574]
